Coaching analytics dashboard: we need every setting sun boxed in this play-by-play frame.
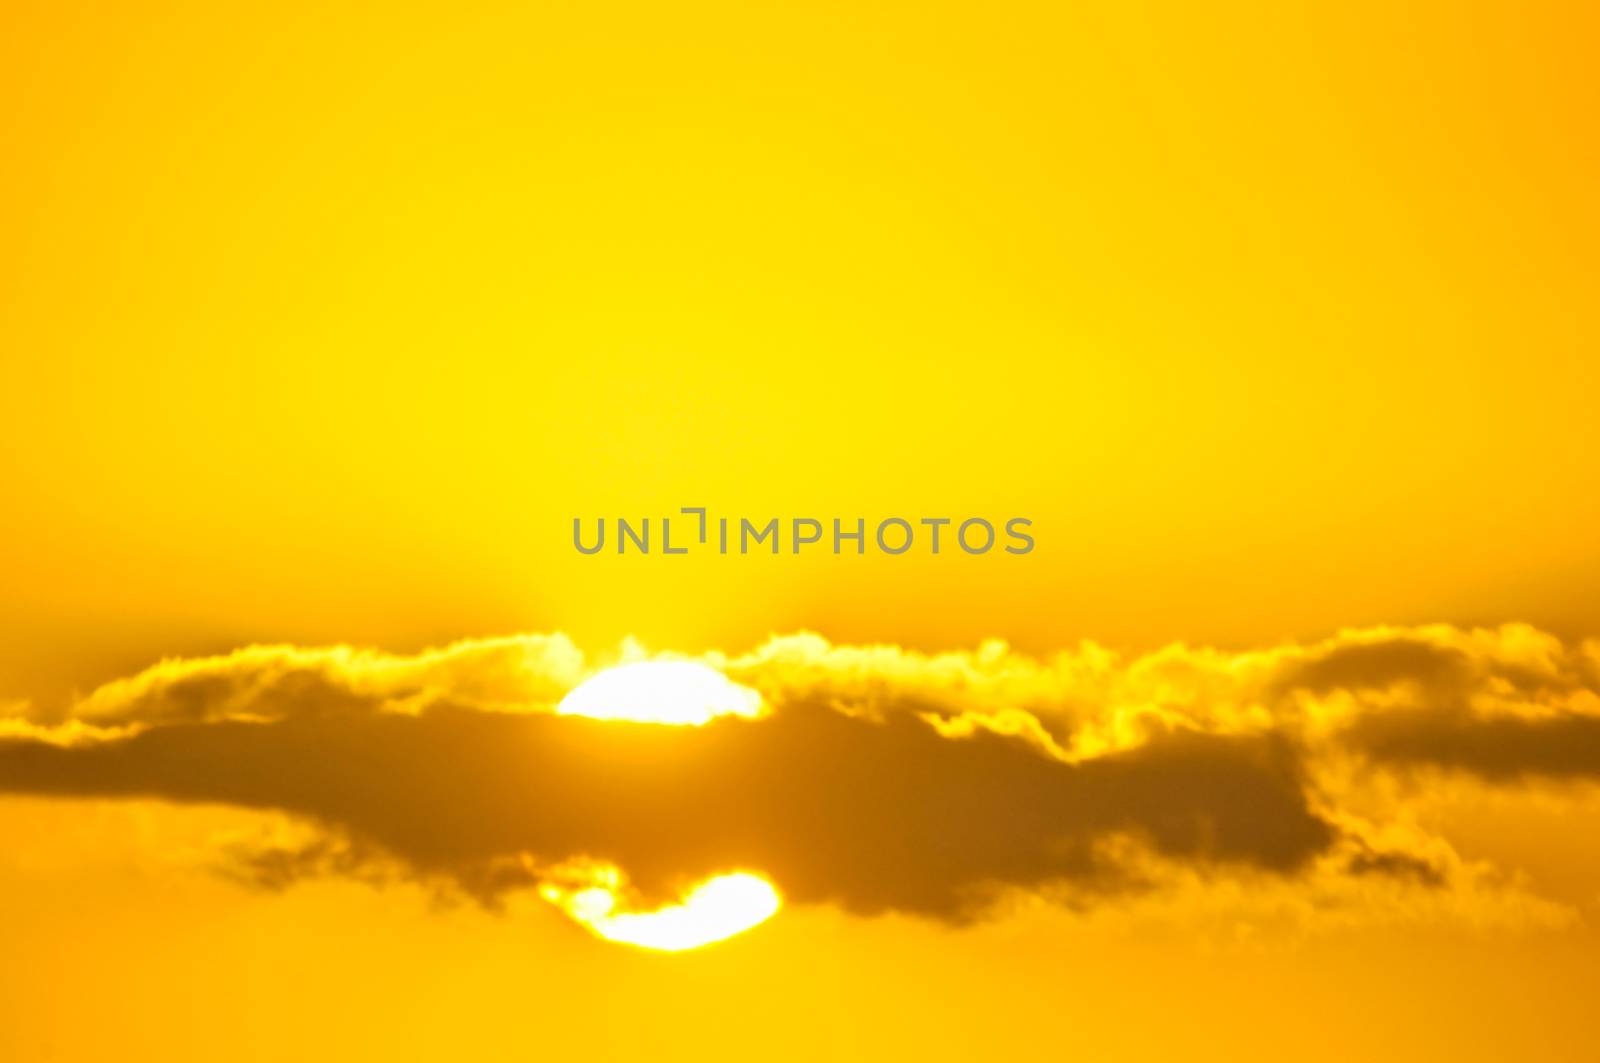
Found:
[556,660,764,726]
[538,863,781,951]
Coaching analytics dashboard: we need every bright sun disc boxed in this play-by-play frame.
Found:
[556,659,763,725]
[539,865,781,951]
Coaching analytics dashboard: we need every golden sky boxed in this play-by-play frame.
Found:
[2,2,1599,1060]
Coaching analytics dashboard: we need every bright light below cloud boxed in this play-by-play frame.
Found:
[555,659,763,725]
[538,864,781,951]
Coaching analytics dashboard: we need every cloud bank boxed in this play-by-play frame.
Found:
[2,624,1597,923]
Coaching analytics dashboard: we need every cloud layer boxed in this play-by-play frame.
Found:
[3,624,1598,922]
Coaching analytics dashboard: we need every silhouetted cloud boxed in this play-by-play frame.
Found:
[1,623,1596,922]
[0,703,1331,919]
[1345,708,1600,782]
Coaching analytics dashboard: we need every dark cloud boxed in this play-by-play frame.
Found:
[1271,638,1472,697]
[0,701,1334,921]
[1342,846,1447,888]
[1345,709,1600,783]
[4,623,1596,924]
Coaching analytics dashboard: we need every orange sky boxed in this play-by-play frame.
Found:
[3,2,1599,1060]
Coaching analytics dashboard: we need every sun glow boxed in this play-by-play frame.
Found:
[538,863,781,951]
[543,662,777,948]
[555,659,763,725]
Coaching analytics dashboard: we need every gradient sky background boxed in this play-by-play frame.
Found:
[3,1,1599,1060]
